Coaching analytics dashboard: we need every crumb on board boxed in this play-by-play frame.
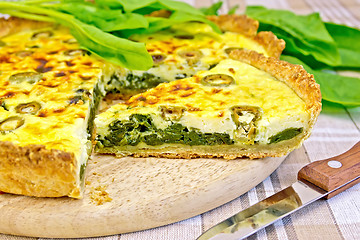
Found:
[89,185,112,205]
[92,172,102,176]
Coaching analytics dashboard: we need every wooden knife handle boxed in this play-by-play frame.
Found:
[298,141,360,199]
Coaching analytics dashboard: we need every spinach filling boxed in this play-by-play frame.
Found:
[79,163,86,182]
[97,114,234,147]
[86,82,103,138]
[269,127,303,144]
[107,72,168,91]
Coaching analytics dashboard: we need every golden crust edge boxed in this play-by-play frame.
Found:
[229,49,322,142]
[207,14,285,58]
[0,141,81,198]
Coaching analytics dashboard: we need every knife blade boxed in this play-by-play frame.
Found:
[197,141,360,240]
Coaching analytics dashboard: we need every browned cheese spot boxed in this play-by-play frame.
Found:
[228,68,235,74]
[35,58,53,73]
[65,61,75,67]
[211,88,222,94]
[135,96,146,102]
[180,92,195,98]
[38,110,48,117]
[55,71,66,77]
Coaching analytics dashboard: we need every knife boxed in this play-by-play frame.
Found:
[197,141,360,240]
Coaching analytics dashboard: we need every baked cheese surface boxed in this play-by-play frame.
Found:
[96,59,309,154]
[0,26,104,156]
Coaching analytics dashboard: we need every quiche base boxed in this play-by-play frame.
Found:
[97,133,306,160]
[0,141,80,197]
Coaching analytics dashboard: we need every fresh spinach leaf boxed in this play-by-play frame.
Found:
[69,20,153,70]
[90,0,125,9]
[100,13,148,32]
[199,1,238,15]
[116,0,204,16]
[53,3,148,31]
[281,55,360,107]
[228,5,239,14]
[199,1,223,16]
[255,23,333,69]
[119,10,221,37]
[245,6,341,67]
[115,0,156,12]
[157,0,204,16]
[325,22,360,69]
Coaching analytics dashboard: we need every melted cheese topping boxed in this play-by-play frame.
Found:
[0,27,105,159]
[96,59,308,144]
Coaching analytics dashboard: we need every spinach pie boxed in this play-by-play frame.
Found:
[0,15,319,198]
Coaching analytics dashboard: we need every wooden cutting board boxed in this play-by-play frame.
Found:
[0,153,286,238]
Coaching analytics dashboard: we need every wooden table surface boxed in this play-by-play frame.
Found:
[1,0,360,240]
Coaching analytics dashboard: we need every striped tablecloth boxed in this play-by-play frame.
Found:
[2,0,360,239]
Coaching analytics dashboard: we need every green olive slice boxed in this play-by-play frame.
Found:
[159,105,186,121]
[64,49,88,57]
[79,73,94,81]
[230,105,263,143]
[201,74,234,87]
[31,30,53,40]
[0,116,25,132]
[0,40,5,47]
[177,49,203,66]
[15,101,41,114]
[224,47,244,55]
[9,72,42,84]
[15,50,34,58]
[174,35,194,39]
[63,38,77,44]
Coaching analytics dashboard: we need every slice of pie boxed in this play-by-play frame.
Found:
[0,18,112,198]
[95,50,321,159]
